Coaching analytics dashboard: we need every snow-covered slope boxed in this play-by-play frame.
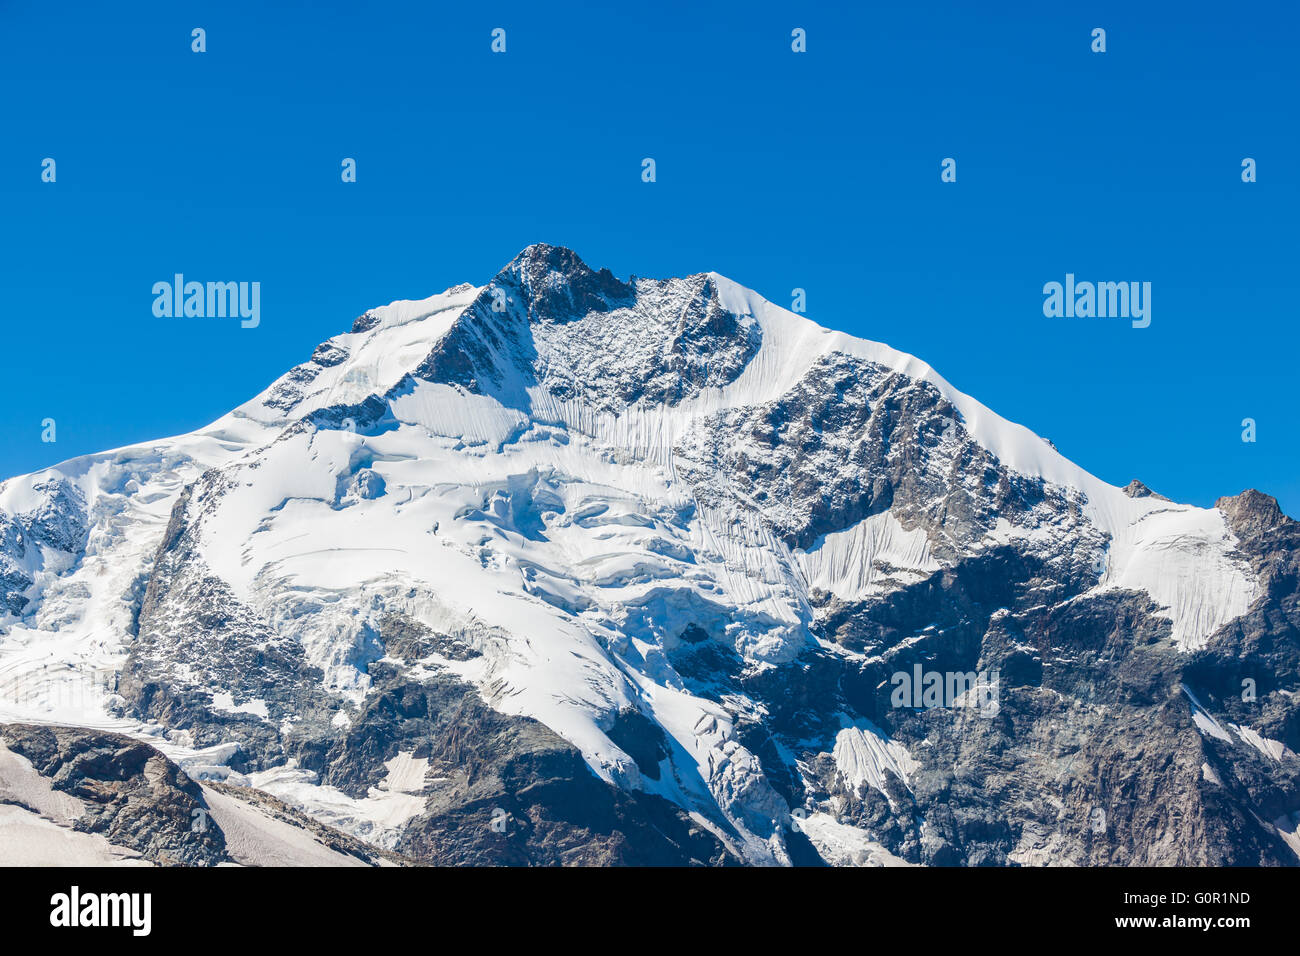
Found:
[0,244,1293,866]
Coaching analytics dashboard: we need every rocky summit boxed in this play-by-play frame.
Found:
[1,244,1296,866]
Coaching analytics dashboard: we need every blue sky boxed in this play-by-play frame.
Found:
[1,1,1296,515]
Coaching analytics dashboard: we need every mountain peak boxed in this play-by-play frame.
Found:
[2,246,1294,869]
[1216,488,1287,537]
[403,246,759,413]
[488,243,634,322]
[1122,479,1170,501]
[507,241,585,269]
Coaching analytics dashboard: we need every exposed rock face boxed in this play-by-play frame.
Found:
[1217,489,1288,538]
[675,350,1087,556]
[0,244,1296,866]
[0,722,400,866]
[1123,479,1170,501]
[1,722,226,865]
[119,480,341,772]
[373,671,734,866]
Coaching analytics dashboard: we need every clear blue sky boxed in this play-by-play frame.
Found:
[1,1,1296,515]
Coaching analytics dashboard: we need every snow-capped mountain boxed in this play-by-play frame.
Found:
[2,244,1297,865]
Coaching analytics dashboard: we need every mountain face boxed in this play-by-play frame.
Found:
[1,243,1297,866]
